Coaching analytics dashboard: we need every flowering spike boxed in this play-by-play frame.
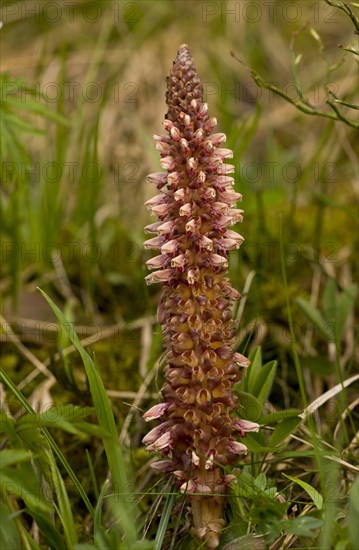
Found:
[143,44,251,549]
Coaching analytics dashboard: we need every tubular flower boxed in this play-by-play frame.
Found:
[143,44,255,549]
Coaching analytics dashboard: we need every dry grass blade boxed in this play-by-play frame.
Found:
[106,390,158,400]
[281,504,316,548]
[222,534,266,550]
[119,356,163,446]
[51,250,79,306]
[139,317,154,379]
[0,314,55,383]
[322,455,359,473]
[300,374,359,421]
[235,270,256,324]
[346,431,359,454]
[333,396,359,439]
[17,316,156,390]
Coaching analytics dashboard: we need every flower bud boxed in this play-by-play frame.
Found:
[160,156,176,170]
[143,236,165,250]
[161,238,179,254]
[145,269,172,285]
[180,138,190,153]
[144,221,162,234]
[198,103,208,118]
[232,418,260,436]
[226,440,248,455]
[170,126,181,141]
[142,421,172,445]
[146,431,172,452]
[156,220,176,235]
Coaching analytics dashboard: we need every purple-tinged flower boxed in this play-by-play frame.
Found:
[180,478,198,494]
[146,431,172,452]
[142,420,172,445]
[146,172,168,186]
[144,269,172,285]
[143,44,252,548]
[226,440,248,455]
[143,236,165,250]
[150,459,175,473]
[143,402,169,422]
[232,418,260,437]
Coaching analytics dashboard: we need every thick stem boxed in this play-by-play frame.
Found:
[191,467,226,549]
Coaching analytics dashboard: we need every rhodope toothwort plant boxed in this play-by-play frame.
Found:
[143,45,258,549]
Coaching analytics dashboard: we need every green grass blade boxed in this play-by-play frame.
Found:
[93,480,111,550]
[0,449,31,469]
[38,288,138,543]
[0,471,51,513]
[348,477,359,549]
[283,474,323,510]
[154,486,176,550]
[296,297,334,341]
[246,347,262,394]
[253,360,277,404]
[0,368,94,519]
[26,509,66,550]
[47,450,78,547]
[269,417,302,447]
[0,501,21,550]
[86,449,100,501]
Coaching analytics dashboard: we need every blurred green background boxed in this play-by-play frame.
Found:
[1,1,358,548]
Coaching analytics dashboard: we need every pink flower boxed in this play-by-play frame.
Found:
[191,451,200,466]
[146,255,169,270]
[218,190,243,205]
[180,479,197,494]
[205,449,217,470]
[233,353,251,368]
[146,431,172,452]
[144,269,172,285]
[217,236,244,250]
[232,418,260,437]
[143,402,169,422]
[167,171,180,184]
[198,235,213,251]
[210,254,228,268]
[156,220,176,235]
[143,236,165,250]
[185,217,202,235]
[142,421,171,445]
[144,194,167,209]
[160,239,178,254]
[160,155,176,170]
[150,460,175,473]
[144,221,162,234]
[170,126,181,141]
[206,133,226,146]
[146,172,168,187]
[179,202,193,217]
[171,254,187,270]
[226,440,248,455]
